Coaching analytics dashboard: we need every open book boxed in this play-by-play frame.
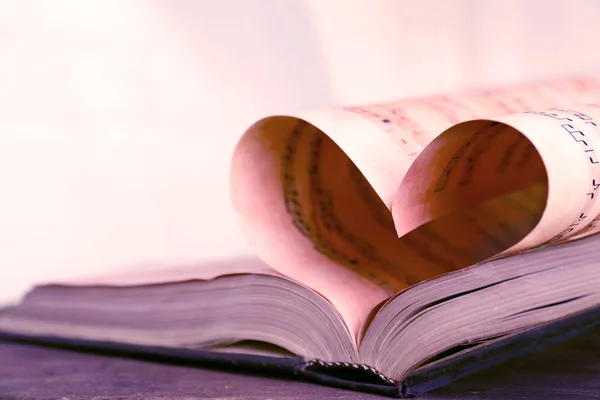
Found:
[3,74,600,397]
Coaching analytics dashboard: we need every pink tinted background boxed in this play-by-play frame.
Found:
[1,0,600,304]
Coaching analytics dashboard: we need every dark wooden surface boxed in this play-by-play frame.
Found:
[2,328,600,400]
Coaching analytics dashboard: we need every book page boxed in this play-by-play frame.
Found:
[55,257,278,287]
[393,106,600,259]
[230,74,600,341]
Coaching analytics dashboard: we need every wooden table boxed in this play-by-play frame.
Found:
[2,327,600,400]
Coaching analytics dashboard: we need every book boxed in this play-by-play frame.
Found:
[3,74,600,397]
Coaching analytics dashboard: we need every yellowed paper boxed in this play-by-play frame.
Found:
[231,74,600,340]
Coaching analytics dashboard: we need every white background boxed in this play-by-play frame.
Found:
[1,0,600,303]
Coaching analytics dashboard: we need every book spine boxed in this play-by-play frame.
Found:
[303,359,398,385]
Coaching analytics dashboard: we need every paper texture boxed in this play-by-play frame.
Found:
[230,74,600,340]
[57,258,278,287]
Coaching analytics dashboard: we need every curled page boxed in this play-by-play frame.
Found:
[230,75,600,340]
[393,106,600,264]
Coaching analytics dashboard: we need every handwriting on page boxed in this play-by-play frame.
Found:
[433,122,539,195]
[279,120,490,291]
[281,121,365,273]
[347,163,396,232]
[343,95,485,156]
[392,119,546,243]
[393,106,600,264]
[344,106,423,157]
[282,105,600,293]
[529,109,600,244]
[281,120,405,288]
[278,105,600,298]
[343,86,568,164]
